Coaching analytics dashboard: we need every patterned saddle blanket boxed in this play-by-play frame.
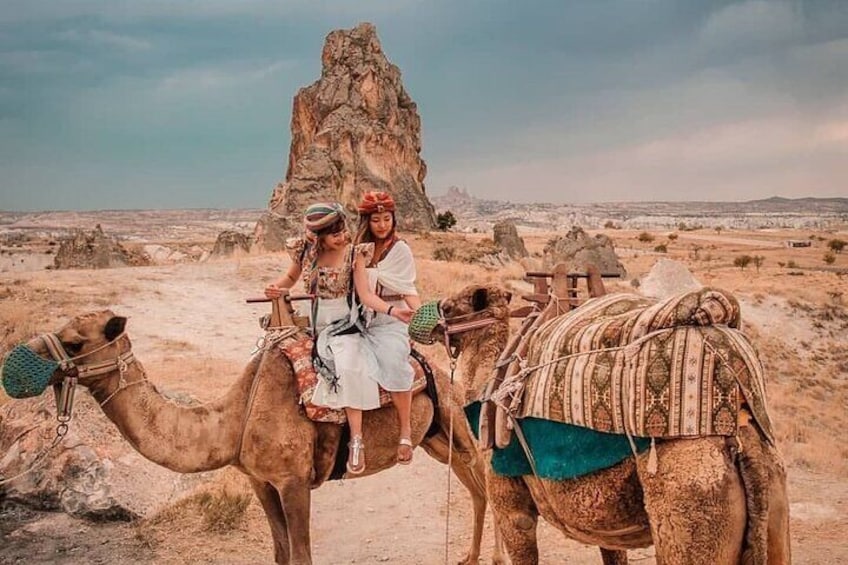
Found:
[279,336,428,424]
[506,288,774,442]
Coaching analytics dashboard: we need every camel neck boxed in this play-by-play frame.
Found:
[89,358,254,473]
[459,319,510,396]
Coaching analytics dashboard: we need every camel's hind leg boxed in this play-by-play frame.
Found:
[600,548,628,564]
[638,438,746,565]
[275,478,313,565]
[248,478,291,564]
[486,472,540,565]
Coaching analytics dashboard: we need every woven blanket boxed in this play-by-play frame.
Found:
[514,288,774,442]
[280,336,427,424]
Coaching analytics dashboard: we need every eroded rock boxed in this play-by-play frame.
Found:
[639,258,702,300]
[53,225,149,270]
[493,220,528,259]
[543,227,626,276]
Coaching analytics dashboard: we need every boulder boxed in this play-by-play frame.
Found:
[255,23,436,250]
[543,227,626,276]
[639,259,703,300]
[211,230,251,258]
[493,220,528,259]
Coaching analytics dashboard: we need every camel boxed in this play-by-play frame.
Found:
[10,310,505,565]
[433,284,791,565]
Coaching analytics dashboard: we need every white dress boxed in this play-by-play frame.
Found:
[310,240,418,408]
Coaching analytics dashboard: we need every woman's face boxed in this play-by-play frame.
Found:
[321,228,348,252]
[369,212,394,241]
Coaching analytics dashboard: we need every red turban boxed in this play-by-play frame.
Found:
[357,191,396,215]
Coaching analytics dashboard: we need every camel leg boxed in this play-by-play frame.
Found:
[248,478,291,564]
[422,430,503,565]
[767,459,791,565]
[486,473,539,565]
[600,548,628,564]
[276,478,313,565]
[637,438,746,565]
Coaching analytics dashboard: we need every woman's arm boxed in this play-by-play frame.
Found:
[403,294,422,310]
[353,255,412,323]
[265,262,302,298]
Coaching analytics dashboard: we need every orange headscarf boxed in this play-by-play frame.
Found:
[357,191,396,215]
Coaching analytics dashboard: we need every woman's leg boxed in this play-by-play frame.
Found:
[390,390,414,463]
[345,407,366,474]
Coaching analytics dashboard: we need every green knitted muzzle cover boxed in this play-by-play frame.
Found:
[2,344,59,399]
[408,300,443,345]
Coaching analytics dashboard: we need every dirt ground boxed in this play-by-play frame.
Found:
[1,224,847,564]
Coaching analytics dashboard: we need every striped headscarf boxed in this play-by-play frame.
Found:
[304,202,346,235]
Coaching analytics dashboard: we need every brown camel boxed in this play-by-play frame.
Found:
[15,311,505,565]
[435,285,791,565]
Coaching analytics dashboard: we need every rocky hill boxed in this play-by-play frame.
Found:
[432,187,848,231]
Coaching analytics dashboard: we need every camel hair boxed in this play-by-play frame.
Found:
[436,284,791,565]
[23,311,505,565]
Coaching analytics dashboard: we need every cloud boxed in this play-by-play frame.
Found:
[154,60,295,95]
[55,29,152,52]
[699,0,801,50]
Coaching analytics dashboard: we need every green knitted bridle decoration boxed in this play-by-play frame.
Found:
[408,300,444,345]
[1,343,59,398]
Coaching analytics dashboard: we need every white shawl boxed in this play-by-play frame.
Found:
[366,240,418,296]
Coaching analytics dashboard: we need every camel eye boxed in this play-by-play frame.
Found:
[63,341,84,355]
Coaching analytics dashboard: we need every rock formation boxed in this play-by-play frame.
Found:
[254,23,436,251]
[543,227,626,277]
[211,231,251,258]
[53,225,149,269]
[493,220,528,259]
[639,259,702,299]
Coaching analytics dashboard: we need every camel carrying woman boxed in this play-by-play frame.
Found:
[264,201,414,475]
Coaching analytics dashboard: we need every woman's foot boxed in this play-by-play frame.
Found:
[347,435,366,475]
[397,437,414,465]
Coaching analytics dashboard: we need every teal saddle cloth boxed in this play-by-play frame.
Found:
[465,402,651,480]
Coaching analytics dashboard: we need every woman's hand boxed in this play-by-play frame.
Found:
[265,283,283,299]
[390,306,414,324]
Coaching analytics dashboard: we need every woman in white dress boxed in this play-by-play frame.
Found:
[264,202,413,474]
[353,191,422,465]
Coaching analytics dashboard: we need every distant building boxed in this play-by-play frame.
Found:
[785,240,812,248]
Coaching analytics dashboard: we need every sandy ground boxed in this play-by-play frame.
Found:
[2,225,848,564]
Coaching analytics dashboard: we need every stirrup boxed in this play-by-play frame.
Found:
[347,436,366,475]
[397,437,414,465]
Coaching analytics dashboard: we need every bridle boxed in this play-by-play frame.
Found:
[435,306,503,360]
[0,332,137,486]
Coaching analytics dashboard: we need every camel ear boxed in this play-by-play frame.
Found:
[104,316,127,341]
[472,288,488,311]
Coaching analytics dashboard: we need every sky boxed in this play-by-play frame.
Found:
[1,0,846,211]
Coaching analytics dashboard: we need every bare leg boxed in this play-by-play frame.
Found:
[345,408,365,473]
[390,390,413,462]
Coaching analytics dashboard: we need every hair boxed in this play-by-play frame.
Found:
[354,211,396,246]
[312,217,348,254]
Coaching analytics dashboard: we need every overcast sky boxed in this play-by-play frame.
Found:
[1,0,846,211]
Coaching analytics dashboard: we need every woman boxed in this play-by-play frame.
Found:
[354,191,422,465]
[264,202,413,474]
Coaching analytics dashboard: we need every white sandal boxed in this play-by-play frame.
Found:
[398,437,414,465]
[347,435,366,475]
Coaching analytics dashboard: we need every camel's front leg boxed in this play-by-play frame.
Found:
[487,472,539,565]
[249,478,291,564]
[277,478,313,565]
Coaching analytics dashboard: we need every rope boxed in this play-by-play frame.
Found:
[443,355,456,565]
[0,421,69,486]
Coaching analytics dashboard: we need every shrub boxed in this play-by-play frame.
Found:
[828,239,846,254]
[432,246,456,261]
[824,251,836,265]
[637,232,654,243]
[654,244,668,253]
[733,255,752,270]
[752,255,765,273]
[667,233,678,241]
[787,260,798,269]
[436,211,457,231]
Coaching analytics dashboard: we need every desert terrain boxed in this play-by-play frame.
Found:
[1,211,847,564]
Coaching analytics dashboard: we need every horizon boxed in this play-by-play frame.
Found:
[1,1,847,211]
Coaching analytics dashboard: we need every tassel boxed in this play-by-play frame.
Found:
[646,437,658,475]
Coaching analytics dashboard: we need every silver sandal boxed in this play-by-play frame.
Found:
[347,435,366,475]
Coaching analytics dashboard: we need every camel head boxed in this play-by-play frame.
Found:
[2,310,129,399]
[436,285,512,353]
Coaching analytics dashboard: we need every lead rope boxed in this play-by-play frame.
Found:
[444,353,457,565]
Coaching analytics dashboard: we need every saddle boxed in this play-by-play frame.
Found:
[481,287,775,450]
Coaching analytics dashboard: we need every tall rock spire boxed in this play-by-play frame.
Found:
[254,23,436,250]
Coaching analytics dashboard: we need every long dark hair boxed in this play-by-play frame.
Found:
[354,212,396,246]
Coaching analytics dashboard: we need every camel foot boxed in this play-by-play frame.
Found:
[456,553,479,565]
